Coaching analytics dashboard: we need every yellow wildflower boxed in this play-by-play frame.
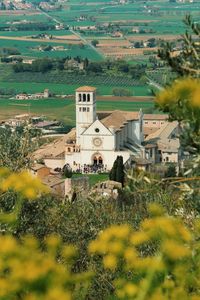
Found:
[162,278,175,289]
[109,241,123,254]
[23,187,37,199]
[177,224,192,242]
[130,231,149,246]
[103,254,117,270]
[46,235,61,249]
[88,240,99,253]
[62,245,76,259]
[0,169,48,199]
[156,77,200,109]
[162,240,190,260]
[116,289,126,299]
[124,247,136,263]
[46,288,71,300]
[191,87,200,108]
[124,283,137,296]
[0,236,17,253]
[149,289,166,300]
[0,279,10,297]
[148,203,165,216]
[156,88,175,106]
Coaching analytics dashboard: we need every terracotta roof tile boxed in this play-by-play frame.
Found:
[101,110,140,131]
[76,86,96,92]
[42,175,64,187]
[31,163,48,171]
[33,128,76,159]
[145,121,178,141]
[144,114,169,120]
[143,127,159,136]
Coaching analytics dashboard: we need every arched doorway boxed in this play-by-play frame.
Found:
[92,153,103,166]
[99,156,103,165]
[93,156,98,165]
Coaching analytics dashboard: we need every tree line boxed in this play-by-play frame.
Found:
[12,56,148,81]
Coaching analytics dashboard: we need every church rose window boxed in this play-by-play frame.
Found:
[95,128,100,133]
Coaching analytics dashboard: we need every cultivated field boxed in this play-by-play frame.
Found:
[1,0,199,61]
[0,98,155,124]
[0,0,199,118]
[0,35,82,45]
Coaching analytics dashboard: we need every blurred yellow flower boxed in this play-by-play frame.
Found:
[124,283,137,296]
[0,168,49,199]
[162,240,190,260]
[156,77,200,109]
[103,254,117,270]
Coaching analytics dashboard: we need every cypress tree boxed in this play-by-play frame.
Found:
[109,156,119,181]
[116,156,125,186]
[63,165,73,178]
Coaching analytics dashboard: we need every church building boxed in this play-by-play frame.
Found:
[64,86,144,171]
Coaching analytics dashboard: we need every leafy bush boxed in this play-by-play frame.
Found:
[89,204,200,299]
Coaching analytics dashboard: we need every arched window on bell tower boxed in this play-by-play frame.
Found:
[75,86,97,145]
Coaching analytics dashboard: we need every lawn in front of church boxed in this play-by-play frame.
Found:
[72,173,109,187]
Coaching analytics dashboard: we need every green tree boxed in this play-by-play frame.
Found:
[63,165,72,178]
[158,15,200,77]
[109,156,125,186]
[165,164,177,178]
[112,88,132,97]
[109,157,118,181]
[0,126,39,171]
[91,40,99,47]
[116,156,125,186]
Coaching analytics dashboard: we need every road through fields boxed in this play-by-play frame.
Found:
[34,5,105,59]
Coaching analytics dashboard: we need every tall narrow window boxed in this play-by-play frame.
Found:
[87,107,90,112]
[83,94,86,102]
[79,94,81,101]
[83,107,86,112]
[79,107,82,112]
[87,94,90,102]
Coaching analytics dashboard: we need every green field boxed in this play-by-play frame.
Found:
[0,98,155,124]
[0,39,102,60]
[0,64,151,96]
[0,81,151,96]
[1,0,199,62]
[72,173,109,187]
[0,0,198,121]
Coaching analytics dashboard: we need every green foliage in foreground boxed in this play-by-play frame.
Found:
[0,165,199,299]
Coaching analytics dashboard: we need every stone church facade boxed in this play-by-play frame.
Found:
[65,86,144,171]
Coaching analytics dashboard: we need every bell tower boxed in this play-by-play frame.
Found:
[76,86,97,144]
